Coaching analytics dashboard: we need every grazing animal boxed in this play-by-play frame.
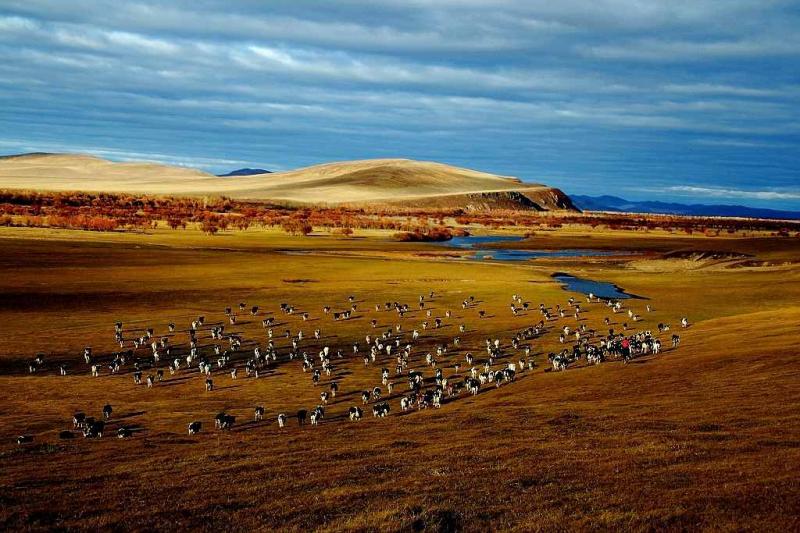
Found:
[73,412,86,429]
[102,404,112,419]
[432,390,442,408]
[16,435,33,445]
[400,396,411,411]
[372,402,390,417]
[297,409,307,426]
[219,415,236,429]
[117,427,133,439]
[277,413,287,428]
[83,420,105,438]
[552,355,567,371]
[349,406,363,421]
[188,421,202,435]
[254,406,265,421]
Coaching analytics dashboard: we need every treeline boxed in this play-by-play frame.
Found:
[393,227,467,242]
[454,210,800,236]
[0,190,797,237]
[0,190,447,236]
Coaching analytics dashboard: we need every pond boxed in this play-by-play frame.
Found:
[440,235,629,262]
[552,273,640,300]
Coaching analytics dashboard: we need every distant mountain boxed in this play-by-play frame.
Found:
[571,194,800,220]
[217,168,271,177]
[0,152,54,159]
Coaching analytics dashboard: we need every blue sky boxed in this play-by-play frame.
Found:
[0,0,798,209]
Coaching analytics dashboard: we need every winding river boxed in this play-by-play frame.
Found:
[435,235,639,299]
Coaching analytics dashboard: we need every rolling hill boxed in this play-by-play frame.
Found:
[0,153,575,211]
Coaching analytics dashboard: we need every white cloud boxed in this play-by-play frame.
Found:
[0,14,37,31]
[665,186,800,201]
[663,83,787,98]
[692,138,794,148]
[579,37,800,61]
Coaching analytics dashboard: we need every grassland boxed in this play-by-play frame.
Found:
[0,154,569,209]
[0,224,798,531]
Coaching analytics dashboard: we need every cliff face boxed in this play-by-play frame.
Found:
[465,191,545,211]
[362,187,579,212]
[518,188,578,211]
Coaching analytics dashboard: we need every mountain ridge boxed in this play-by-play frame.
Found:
[217,168,271,177]
[572,194,800,220]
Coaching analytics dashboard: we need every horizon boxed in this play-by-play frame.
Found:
[2,150,800,215]
[1,1,799,209]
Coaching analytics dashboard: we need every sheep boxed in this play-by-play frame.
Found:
[83,420,105,438]
[372,402,390,417]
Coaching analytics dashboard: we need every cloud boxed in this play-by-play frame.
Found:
[578,37,800,62]
[664,185,800,201]
[692,138,794,149]
[662,83,789,98]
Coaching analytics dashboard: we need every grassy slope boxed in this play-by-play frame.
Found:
[0,227,798,531]
[0,154,561,206]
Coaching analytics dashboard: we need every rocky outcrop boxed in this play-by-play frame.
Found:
[377,187,579,212]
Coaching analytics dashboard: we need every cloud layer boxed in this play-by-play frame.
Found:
[0,1,798,208]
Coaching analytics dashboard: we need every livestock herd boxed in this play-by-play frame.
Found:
[17,288,686,445]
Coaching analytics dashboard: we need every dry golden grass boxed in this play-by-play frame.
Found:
[0,154,565,207]
[0,226,798,531]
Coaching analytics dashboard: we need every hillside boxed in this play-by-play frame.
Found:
[0,153,576,211]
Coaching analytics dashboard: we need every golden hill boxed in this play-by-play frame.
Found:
[0,153,576,210]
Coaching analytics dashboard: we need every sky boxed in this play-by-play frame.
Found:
[0,0,798,209]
